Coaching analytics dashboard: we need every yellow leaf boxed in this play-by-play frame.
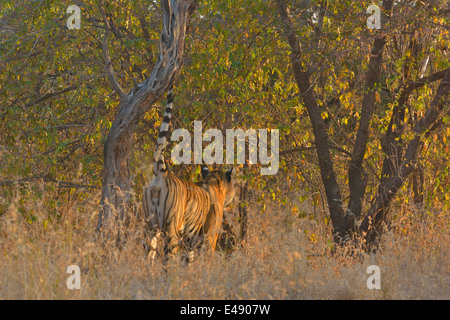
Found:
[375,92,381,103]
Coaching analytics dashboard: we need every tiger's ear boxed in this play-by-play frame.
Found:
[201,165,210,180]
[226,166,244,185]
[225,167,234,183]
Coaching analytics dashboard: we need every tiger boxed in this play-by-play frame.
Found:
[142,86,237,263]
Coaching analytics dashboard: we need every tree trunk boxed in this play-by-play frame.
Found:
[276,0,449,251]
[360,69,450,250]
[96,0,197,234]
[276,0,351,244]
[239,176,249,242]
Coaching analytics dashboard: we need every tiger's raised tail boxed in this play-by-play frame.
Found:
[153,86,174,176]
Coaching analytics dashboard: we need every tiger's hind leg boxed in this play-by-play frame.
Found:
[147,229,163,263]
[181,235,204,264]
[162,226,183,264]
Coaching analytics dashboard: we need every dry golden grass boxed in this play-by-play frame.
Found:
[0,186,448,300]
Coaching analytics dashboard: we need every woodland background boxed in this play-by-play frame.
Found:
[0,0,448,299]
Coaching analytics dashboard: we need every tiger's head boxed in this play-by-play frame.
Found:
[201,165,239,207]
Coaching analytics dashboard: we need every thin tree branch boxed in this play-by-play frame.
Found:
[0,175,99,189]
[100,0,127,99]
[399,68,448,98]
[280,143,351,157]
[24,84,78,108]
[382,68,448,152]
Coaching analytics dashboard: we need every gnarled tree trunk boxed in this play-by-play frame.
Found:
[96,0,197,234]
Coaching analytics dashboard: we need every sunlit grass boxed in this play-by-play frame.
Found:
[0,184,448,299]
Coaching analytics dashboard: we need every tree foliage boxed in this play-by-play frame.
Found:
[1,0,448,249]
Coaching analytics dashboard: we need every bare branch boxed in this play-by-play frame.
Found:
[381,68,449,172]
[25,84,78,108]
[399,68,448,98]
[280,143,351,157]
[0,175,99,190]
[100,0,127,99]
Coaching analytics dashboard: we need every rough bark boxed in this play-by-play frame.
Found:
[97,0,197,233]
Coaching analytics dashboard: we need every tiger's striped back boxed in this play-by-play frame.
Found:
[142,88,237,262]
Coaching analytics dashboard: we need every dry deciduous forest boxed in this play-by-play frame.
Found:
[0,0,449,300]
